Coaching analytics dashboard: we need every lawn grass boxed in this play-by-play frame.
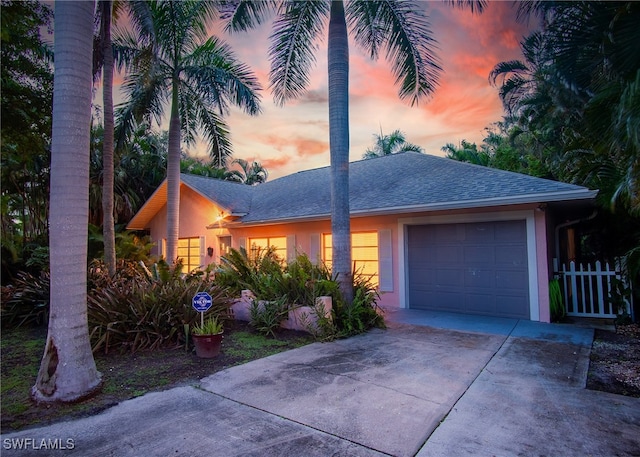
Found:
[1,321,313,432]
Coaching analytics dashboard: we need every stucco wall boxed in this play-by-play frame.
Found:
[148,185,230,267]
[145,189,551,320]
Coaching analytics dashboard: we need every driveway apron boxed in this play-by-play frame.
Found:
[200,325,506,456]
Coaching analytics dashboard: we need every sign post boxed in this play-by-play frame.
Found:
[192,292,213,328]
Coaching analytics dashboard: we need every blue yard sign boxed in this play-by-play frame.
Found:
[192,292,213,313]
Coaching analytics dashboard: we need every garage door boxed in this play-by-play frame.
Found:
[407,220,530,319]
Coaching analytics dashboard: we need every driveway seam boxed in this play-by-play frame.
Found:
[193,385,394,456]
[412,325,515,455]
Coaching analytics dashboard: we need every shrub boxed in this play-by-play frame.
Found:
[333,272,385,337]
[215,246,283,299]
[549,278,565,322]
[216,248,383,339]
[0,271,50,327]
[249,296,290,338]
[88,259,231,354]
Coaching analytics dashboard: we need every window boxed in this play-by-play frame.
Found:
[177,237,201,272]
[323,232,379,287]
[248,236,287,261]
[218,236,231,258]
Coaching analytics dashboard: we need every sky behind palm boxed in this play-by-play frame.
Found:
[107,1,537,179]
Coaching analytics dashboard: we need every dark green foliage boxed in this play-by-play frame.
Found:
[333,273,385,337]
[548,278,565,322]
[215,246,284,299]
[282,253,339,307]
[2,259,231,354]
[88,260,231,354]
[216,248,383,339]
[1,0,54,281]
[0,271,49,327]
[249,296,290,338]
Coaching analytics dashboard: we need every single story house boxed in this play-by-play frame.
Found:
[127,152,597,323]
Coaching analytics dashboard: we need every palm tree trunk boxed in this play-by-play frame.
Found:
[328,0,353,304]
[101,0,116,276]
[166,78,181,265]
[33,0,102,403]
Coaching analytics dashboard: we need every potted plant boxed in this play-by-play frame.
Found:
[191,316,224,358]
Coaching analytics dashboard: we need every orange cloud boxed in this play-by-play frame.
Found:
[258,134,327,158]
[261,155,292,170]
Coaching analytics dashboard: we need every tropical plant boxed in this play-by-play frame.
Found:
[32,1,102,403]
[222,0,485,304]
[191,316,224,335]
[362,129,423,159]
[88,260,230,354]
[216,246,284,300]
[495,1,640,216]
[249,296,290,338]
[548,278,565,322]
[114,0,262,266]
[441,140,490,166]
[0,270,50,328]
[1,0,53,279]
[229,158,269,185]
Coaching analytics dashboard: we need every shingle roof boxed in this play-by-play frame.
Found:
[127,152,597,230]
[241,152,596,223]
[180,173,253,215]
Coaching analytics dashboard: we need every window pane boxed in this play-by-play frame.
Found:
[177,237,200,272]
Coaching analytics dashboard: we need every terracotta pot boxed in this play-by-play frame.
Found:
[192,333,223,358]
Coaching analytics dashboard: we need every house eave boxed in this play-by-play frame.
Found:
[225,189,598,228]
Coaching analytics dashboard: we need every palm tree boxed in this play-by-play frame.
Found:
[93,1,151,276]
[222,0,484,302]
[362,128,423,159]
[229,158,268,185]
[32,0,102,403]
[115,0,262,265]
[441,140,490,166]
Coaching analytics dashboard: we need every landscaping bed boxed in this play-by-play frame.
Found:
[0,321,313,433]
[587,323,640,397]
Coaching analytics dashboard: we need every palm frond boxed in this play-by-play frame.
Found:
[346,0,385,60]
[182,36,262,117]
[443,0,486,15]
[363,0,441,106]
[221,0,277,33]
[114,66,169,151]
[268,0,329,106]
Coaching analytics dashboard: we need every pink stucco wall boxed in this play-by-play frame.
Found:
[535,208,551,322]
[146,189,552,321]
[149,185,231,267]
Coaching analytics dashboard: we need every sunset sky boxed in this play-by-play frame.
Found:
[102,1,538,180]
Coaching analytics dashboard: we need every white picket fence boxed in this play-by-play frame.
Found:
[559,261,630,318]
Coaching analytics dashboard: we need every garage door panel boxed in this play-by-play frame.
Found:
[408,220,530,319]
[427,224,464,243]
[495,296,528,318]
[496,269,528,290]
[495,222,526,240]
[434,245,463,263]
[465,269,497,288]
[436,269,464,287]
[463,246,495,264]
[465,294,495,313]
[496,246,527,266]
[420,292,465,312]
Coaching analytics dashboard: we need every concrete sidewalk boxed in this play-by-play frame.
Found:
[2,317,639,456]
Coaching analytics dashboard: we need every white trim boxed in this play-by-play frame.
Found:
[398,210,540,320]
[199,236,206,269]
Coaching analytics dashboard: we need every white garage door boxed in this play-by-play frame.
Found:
[407,220,530,319]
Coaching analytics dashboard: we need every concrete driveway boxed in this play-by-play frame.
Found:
[2,313,639,456]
